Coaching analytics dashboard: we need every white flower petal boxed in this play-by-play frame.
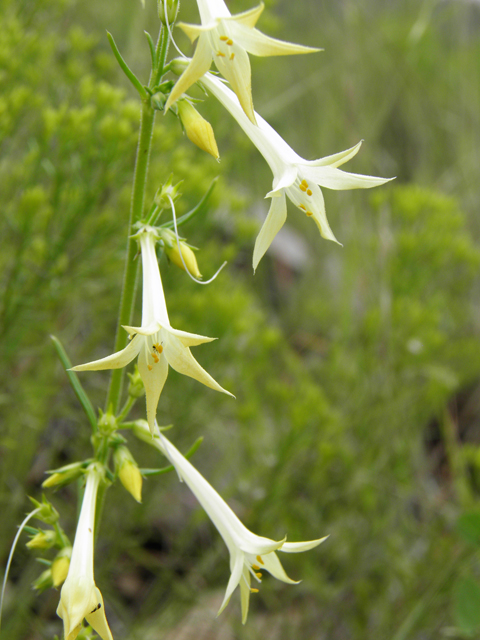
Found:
[281,536,329,553]
[85,587,114,640]
[165,34,213,112]
[260,551,299,584]
[217,551,244,616]
[166,326,217,346]
[228,3,264,28]
[302,165,394,191]
[240,566,251,624]
[301,141,363,168]
[231,22,320,57]
[253,194,287,272]
[137,345,169,435]
[122,322,162,337]
[71,334,141,372]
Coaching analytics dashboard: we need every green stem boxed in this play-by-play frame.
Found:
[105,101,156,413]
[117,396,137,423]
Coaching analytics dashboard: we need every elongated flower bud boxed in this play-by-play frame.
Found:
[52,548,72,588]
[27,529,57,550]
[177,99,219,160]
[114,447,143,503]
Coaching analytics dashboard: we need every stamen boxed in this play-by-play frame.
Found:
[255,572,263,579]
[306,211,313,217]
[153,343,163,354]
[219,36,229,41]
[299,204,307,211]
[226,39,233,45]
[256,555,264,565]
[230,53,235,61]
[152,353,159,363]
[147,365,153,371]
[217,52,226,57]
[299,184,307,192]
[301,179,309,187]
[250,588,259,593]
[306,189,313,196]
[252,564,260,571]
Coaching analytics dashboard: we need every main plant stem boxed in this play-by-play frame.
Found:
[105,102,156,413]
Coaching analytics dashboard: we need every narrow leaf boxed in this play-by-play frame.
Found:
[107,31,148,100]
[144,31,156,70]
[50,335,97,432]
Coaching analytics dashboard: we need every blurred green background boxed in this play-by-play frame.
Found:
[2,0,480,638]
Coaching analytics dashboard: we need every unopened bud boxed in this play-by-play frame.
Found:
[26,529,57,550]
[177,100,219,160]
[155,175,182,209]
[114,447,143,503]
[29,495,59,525]
[98,408,117,435]
[33,568,53,592]
[157,0,180,25]
[127,366,145,399]
[42,462,85,489]
[52,548,71,587]
[168,240,202,278]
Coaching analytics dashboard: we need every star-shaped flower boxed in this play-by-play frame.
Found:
[165,1,319,123]
[72,226,232,434]
[200,72,394,270]
[133,420,327,623]
[57,465,113,640]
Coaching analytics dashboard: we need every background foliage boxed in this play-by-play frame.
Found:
[2,0,480,638]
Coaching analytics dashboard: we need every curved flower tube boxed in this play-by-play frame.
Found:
[165,1,319,123]
[133,420,328,623]
[199,72,394,270]
[56,464,113,640]
[72,226,233,434]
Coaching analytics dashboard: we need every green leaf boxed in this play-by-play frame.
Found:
[162,178,218,230]
[453,576,480,636]
[106,32,148,100]
[457,511,480,547]
[50,335,97,433]
[140,436,203,476]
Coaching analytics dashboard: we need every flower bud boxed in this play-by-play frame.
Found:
[29,495,59,525]
[127,365,145,399]
[157,0,179,25]
[160,228,202,278]
[52,548,72,588]
[98,408,117,435]
[155,175,183,209]
[33,568,53,593]
[114,447,143,503]
[26,529,57,550]
[177,99,219,160]
[42,462,85,489]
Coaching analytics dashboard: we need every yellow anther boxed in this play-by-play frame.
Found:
[153,343,163,354]
[299,204,307,211]
[217,52,226,57]
[226,39,233,45]
[250,588,259,593]
[252,564,260,571]
[219,36,229,41]
[230,53,235,61]
[256,555,264,565]
[299,184,307,192]
[152,353,159,363]
[301,179,309,187]
[306,211,313,217]
[255,572,263,579]
[147,365,153,371]
[306,189,313,196]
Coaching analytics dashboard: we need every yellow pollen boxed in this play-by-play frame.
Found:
[219,36,229,41]
[230,53,235,61]
[255,572,263,579]
[152,353,159,363]
[306,189,313,196]
[217,52,226,57]
[226,39,233,45]
[299,204,307,211]
[147,365,153,371]
[299,184,307,192]
[153,343,163,354]
[251,588,259,593]
[306,211,313,217]
[301,179,309,187]
[256,555,264,565]
[252,564,260,571]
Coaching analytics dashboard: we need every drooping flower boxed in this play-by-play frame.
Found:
[199,72,394,270]
[165,1,319,123]
[56,464,113,640]
[72,226,232,434]
[133,420,328,623]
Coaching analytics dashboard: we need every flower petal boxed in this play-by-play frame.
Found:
[165,34,213,112]
[239,566,251,624]
[217,550,244,617]
[163,334,233,396]
[85,587,114,640]
[166,326,217,346]
[302,165,394,191]
[267,164,297,196]
[122,322,161,337]
[71,334,142,372]
[301,141,363,168]
[229,3,264,28]
[260,551,299,584]
[231,22,320,57]
[281,536,329,553]
[252,193,287,272]
[137,346,169,435]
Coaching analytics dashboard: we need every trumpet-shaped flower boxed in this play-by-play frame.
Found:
[57,465,113,640]
[165,1,319,123]
[133,420,327,623]
[200,72,393,270]
[72,226,232,434]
